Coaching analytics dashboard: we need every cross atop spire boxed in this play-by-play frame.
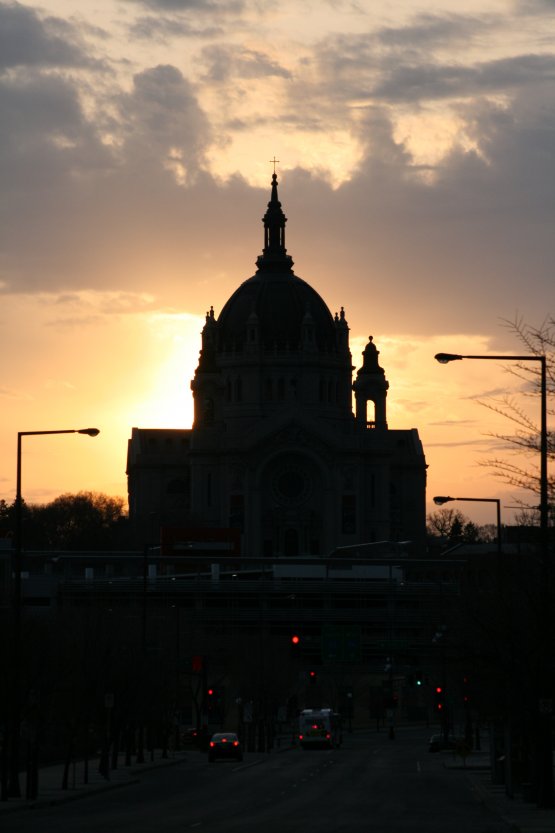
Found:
[269,156,280,174]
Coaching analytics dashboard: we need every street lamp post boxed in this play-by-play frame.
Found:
[435,351,551,806]
[6,428,100,800]
[434,353,548,559]
[433,495,502,556]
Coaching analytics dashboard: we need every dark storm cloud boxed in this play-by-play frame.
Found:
[0,2,100,69]
[200,44,292,82]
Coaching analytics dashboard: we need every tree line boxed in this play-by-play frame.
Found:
[0,491,132,551]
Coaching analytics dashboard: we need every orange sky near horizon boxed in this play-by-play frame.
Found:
[0,295,542,527]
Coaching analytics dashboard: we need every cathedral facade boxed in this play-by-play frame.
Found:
[126,175,427,555]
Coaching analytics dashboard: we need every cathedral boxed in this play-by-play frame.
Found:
[126,174,427,556]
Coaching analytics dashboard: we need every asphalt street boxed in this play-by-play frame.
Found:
[0,726,521,833]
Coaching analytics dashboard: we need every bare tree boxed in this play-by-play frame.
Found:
[427,509,497,544]
[427,508,468,538]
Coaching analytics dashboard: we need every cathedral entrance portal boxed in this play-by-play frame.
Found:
[259,451,325,557]
[283,528,299,557]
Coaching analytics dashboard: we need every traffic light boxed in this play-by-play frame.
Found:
[434,685,445,713]
[463,675,470,705]
[308,669,317,684]
[206,687,225,719]
[290,634,301,657]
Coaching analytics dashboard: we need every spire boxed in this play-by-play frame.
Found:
[359,336,384,375]
[256,173,294,273]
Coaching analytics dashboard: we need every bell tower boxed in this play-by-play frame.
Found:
[353,336,389,429]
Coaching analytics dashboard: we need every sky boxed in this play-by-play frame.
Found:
[1,0,554,526]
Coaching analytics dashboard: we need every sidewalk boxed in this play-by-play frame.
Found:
[0,748,189,815]
[443,750,555,833]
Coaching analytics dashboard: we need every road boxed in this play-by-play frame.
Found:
[4,727,512,833]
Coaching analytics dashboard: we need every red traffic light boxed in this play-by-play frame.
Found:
[291,635,300,645]
[207,688,214,696]
[435,686,443,694]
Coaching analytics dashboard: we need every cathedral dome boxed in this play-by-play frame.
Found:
[217,271,336,352]
[216,174,337,353]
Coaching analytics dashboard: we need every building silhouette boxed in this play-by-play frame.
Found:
[127,174,427,554]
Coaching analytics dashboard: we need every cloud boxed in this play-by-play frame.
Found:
[428,420,480,427]
[123,0,244,12]
[371,54,555,103]
[0,2,101,69]
[114,64,211,168]
[44,378,78,391]
[129,14,223,41]
[376,13,493,48]
[515,0,555,12]
[0,385,33,401]
[287,19,555,116]
[425,439,498,449]
[200,44,292,82]
[0,60,216,294]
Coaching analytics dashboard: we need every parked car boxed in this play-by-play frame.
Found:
[181,727,200,747]
[208,732,243,762]
[428,733,463,752]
